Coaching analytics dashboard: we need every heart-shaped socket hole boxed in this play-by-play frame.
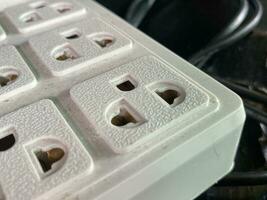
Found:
[0,68,19,88]
[52,44,80,61]
[149,82,186,107]
[20,12,42,23]
[156,89,180,105]
[90,33,115,48]
[52,2,73,14]
[111,107,138,127]
[35,148,65,173]
[106,99,146,128]
[25,138,68,179]
[30,1,47,9]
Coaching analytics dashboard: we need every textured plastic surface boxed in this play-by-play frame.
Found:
[21,18,133,76]
[0,45,36,101]
[0,100,93,200]
[0,0,246,200]
[70,56,214,153]
[2,0,86,34]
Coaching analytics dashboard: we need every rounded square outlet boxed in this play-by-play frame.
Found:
[70,56,218,153]
[21,18,133,76]
[2,0,87,34]
[0,100,93,200]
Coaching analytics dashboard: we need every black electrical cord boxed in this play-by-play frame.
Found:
[207,0,249,45]
[217,171,267,186]
[125,0,156,27]
[214,77,267,126]
[245,105,267,126]
[125,0,261,64]
[189,0,263,68]
[191,0,263,66]
[215,77,267,105]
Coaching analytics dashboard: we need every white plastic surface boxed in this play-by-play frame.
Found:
[0,100,93,200]
[70,56,215,153]
[21,18,133,76]
[2,0,86,34]
[0,0,246,200]
[0,45,36,101]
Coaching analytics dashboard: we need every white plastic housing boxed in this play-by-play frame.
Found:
[21,18,133,76]
[0,100,93,200]
[70,56,216,153]
[0,45,36,101]
[2,0,87,34]
[0,1,246,200]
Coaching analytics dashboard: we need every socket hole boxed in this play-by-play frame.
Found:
[61,29,81,40]
[52,44,79,61]
[91,33,115,48]
[156,90,180,105]
[52,2,73,14]
[20,12,41,23]
[35,148,65,173]
[112,74,138,92]
[0,69,19,88]
[106,99,145,128]
[117,80,136,91]
[111,108,138,127]
[149,82,186,107]
[0,133,16,152]
[30,1,46,9]
[25,138,68,179]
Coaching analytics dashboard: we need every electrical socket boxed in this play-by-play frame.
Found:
[70,56,218,153]
[0,45,36,101]
[21,18,133,76]
[0,0,246,199]
[0,100,93,200]
[2,0,87,34]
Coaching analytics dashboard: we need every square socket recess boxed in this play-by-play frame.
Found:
[0,45,36,101]
[2,0,87,34]
[70,56,218,153]
[0,100,93,200]
[21,18,133,76]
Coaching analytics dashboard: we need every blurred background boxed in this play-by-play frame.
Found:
[94,0,267,199]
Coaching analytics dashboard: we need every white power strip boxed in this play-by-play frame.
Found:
[0,1,246,200]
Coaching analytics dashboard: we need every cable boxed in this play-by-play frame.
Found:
[191,0,263,66]
[126,0,262,67]
[245,103,267,126]
[209,0,249,44]
[125,0,156,27]
[214,77,267,105]
[216,171,267,186]
[213,77,267,125]
[188,0,249,67]
[189,0,263,68]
